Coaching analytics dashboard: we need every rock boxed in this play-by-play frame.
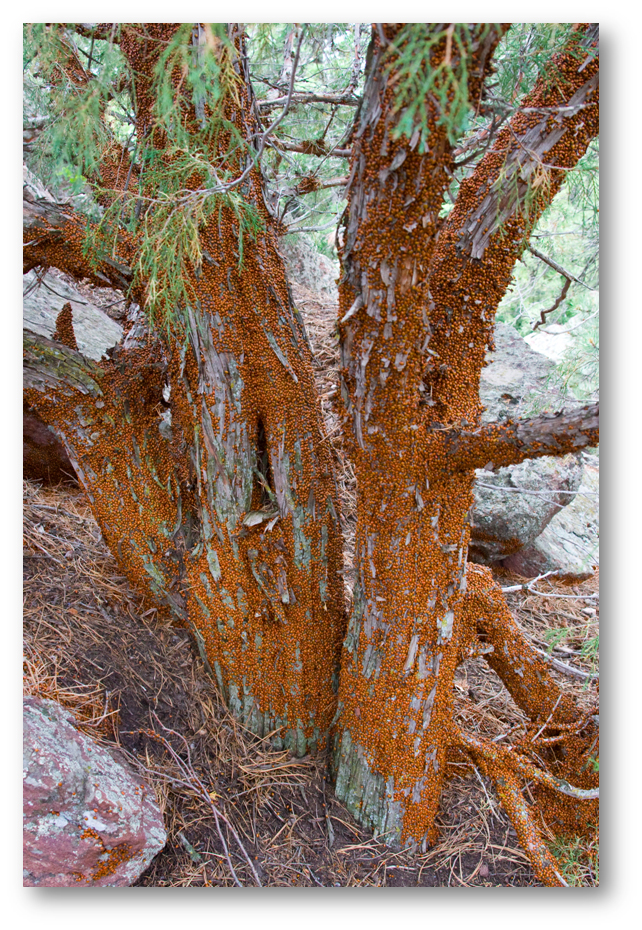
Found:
[502,463,599,579]
[469,454,584,563]
[279,233,339,301]
[479,322,571,423]
[23,696,166,887]
[23,267,127,484]
[525,323,575,363]
[469,323,587,563]
[23,269,124,361]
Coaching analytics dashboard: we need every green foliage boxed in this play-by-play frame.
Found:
[25,23,266,333]
[547,833,599,886]
[492,24,579,107]
[544,628,599,686]
[24,24,126,189]
[134,191,261,335]
[24,22,598,357]
[152,24,243,149]
[383,24,497,149]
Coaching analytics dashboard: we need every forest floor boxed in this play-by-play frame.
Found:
[23,476,599,888]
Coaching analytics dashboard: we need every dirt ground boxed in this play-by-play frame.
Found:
[23,476,599,887]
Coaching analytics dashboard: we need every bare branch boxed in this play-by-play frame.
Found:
[257,91,361,110]
[527,244,595,291]
[533,277,572,330]
[269,139,352,158]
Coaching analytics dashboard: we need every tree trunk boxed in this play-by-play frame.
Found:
[24,24,346,754]
[332,23,599,853]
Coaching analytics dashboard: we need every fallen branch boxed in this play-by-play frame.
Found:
[501,570,560,594]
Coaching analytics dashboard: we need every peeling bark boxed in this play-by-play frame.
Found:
[24,24,346,753]
[24,22,599,884]
[333,23,599,854]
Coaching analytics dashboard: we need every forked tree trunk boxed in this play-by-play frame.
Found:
[332,23,599,851]
[24,23,599,885]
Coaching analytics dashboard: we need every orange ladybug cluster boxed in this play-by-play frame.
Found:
[333,24,598,854]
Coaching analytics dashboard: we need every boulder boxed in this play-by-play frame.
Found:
[502,460,599,579]
[23,696,166,887]
[479,321,571,423]
[468,453,584,563]
[23,269,124,361]
[469,323,587,563]
[279,233,339,301]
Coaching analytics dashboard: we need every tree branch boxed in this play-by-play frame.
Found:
[23,330,104,398]
[428,403,599,473]
[257,91,361,110]
[23,181,133,292]
[269,139,352,158]
[527,244,595,291]
[72,23,120,44]
[419,26,599,429]
[532,277,571,330]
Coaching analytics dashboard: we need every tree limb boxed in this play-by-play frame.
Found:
[533,277,571,330]
[269,139,352,158]
[23,182,133,292]
[257,91,361,110]
[463,565,582,724]
[419,25,598,430]
[23,330,104,398]
[527,244,595,292]
[427,403,599,473]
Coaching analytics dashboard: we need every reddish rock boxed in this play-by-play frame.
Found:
[23,696,166,886]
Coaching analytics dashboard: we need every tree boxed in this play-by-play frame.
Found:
[23,23,599,886]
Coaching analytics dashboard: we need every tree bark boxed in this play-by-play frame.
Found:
[24,24,346,754]
[333,23,599,851]
[428,403,599,473]
[24,23,599,884]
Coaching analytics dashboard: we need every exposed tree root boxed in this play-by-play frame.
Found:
[453,565,599,885]
[455,728,599,802]
[465,565,582,724]
[458,735,569,887]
